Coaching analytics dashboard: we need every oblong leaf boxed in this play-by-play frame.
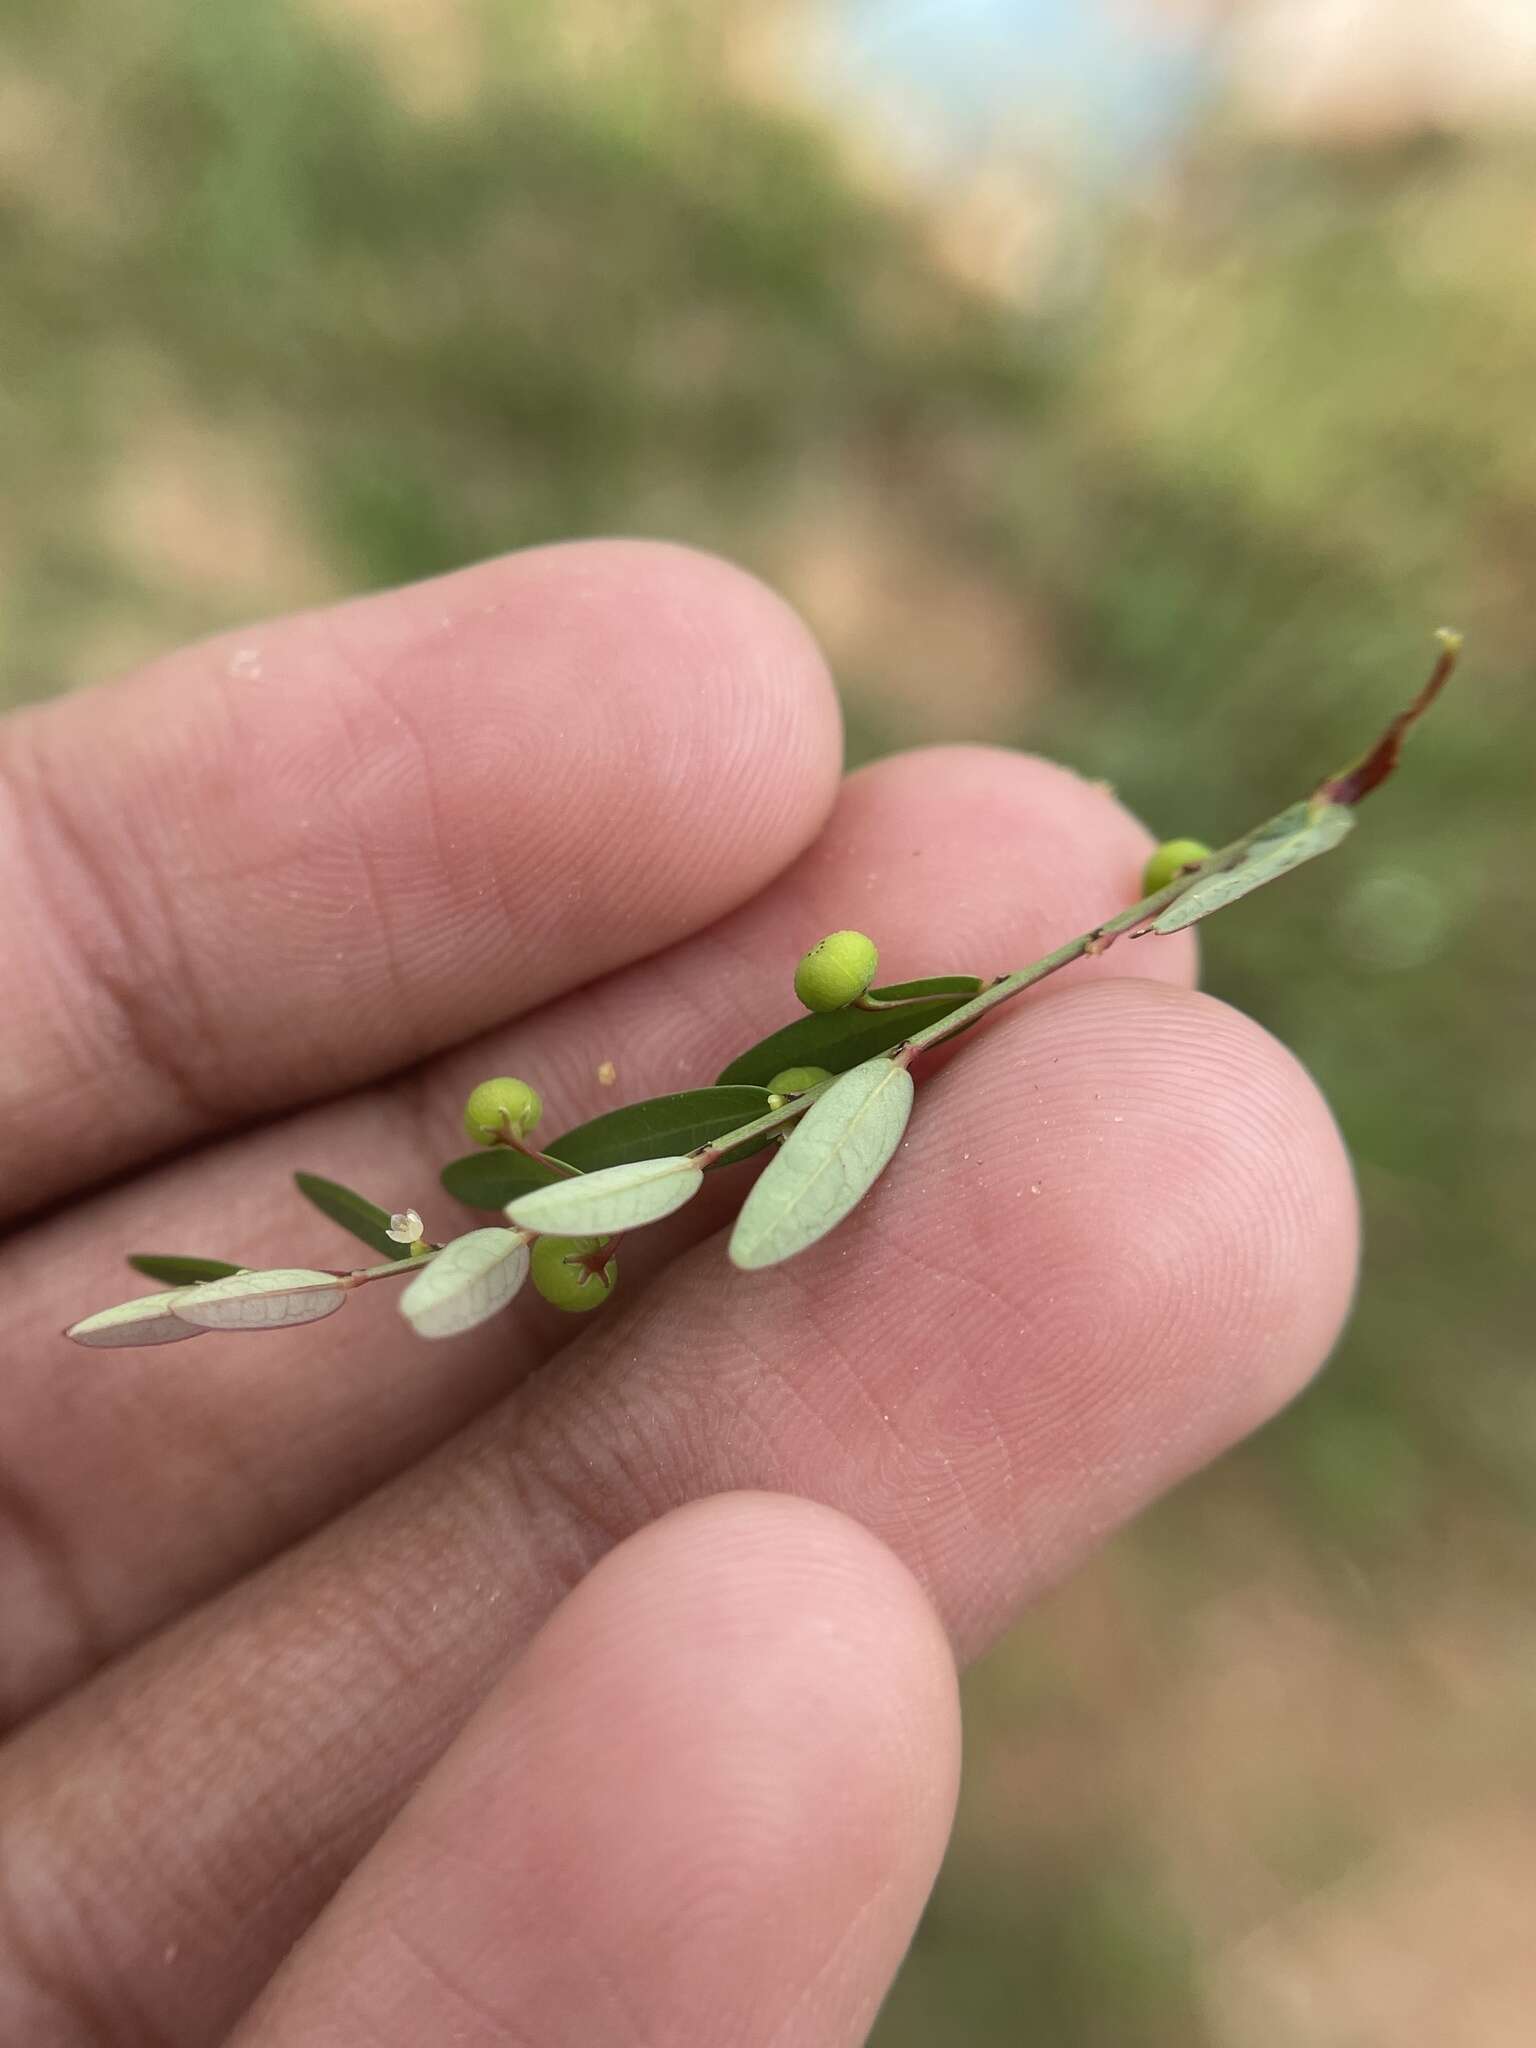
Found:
[553,1087,774,1170]
[172,1268,350,1331]
[441,1089,776,1210]
[1152,801,1355,934]
[128,1254,244,1286]
[66,1291,208,1350]
[294,1172,412,1260]
[729,1058,914,1271]
[864,975,985,1002]
[506,1157,704,1236]
[717,990,978,1089]
[400,1229,529,1340]
[440,1149,569,1211]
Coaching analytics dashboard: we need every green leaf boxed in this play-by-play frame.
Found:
[171,1268,351,1331]
[1152,800,1355,934]
[729,1057,915,1271]
[294,1172,413,1260]
[400,1229,529,1340]
[442,1088,776,1210]
[66,1291,208,1349]
[866,975,985,1002]
[552,1087,775,1171]
[440,1149,569,1211]
[505,1156,704,1236]
[128,1254,244,1286]
[717,987,980,1089]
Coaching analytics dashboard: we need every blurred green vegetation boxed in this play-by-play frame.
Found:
[4,1,1533,2040]
[0,0,1036,707]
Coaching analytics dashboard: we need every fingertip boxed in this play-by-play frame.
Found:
[524,1490,961,2043]
[232,1489,959,2048]
[1065,978,1360,1433]
[520,1488,962,1913]
[922,974,1360,1450]
[577,1488,963,1783]
[330,536,847,837]
[310,536,849,937]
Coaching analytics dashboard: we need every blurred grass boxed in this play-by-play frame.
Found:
[4,2,1534,2040]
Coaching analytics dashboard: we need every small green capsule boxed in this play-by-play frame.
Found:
[530,1234,618,1312]
[793,931,879,1014]
[767,1065,834,1096]
[1141,839,1212,896]
[463,1077,543,1146]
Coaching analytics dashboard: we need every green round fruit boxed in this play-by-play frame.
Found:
[767,1065,834,1095]
[530,1235,619,1312]
[1141,839,1212,896]
[463,1077,543,1146]
[793,931,879,1014]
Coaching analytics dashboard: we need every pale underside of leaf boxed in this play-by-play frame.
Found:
[729,1057,915,1271]
[66,1291,208,1349]
[1152,800,1355,934]
[505,1156,704,1236]
[400,1228,530,1340]
[171,1268,351,1331]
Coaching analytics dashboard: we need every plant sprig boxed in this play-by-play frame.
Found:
[66,633,1460,1349]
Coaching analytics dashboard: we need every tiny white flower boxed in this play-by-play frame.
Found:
[386,1210,425,1245]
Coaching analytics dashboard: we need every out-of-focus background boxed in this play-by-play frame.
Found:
[4,0,1533,2038]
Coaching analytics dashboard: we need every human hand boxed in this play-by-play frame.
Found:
[0,542,1357,2045]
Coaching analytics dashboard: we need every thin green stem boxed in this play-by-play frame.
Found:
[689,1087,832,1166]
[890,827,1277,1064]
[498,1129,582,1179]
[891,899,1175,1062]
[345,1253,440,1285]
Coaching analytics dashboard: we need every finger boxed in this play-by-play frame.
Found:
[230,1492,959,2048]
[0,977,1353,2047]
[6,747,1193,1721]
[0,540,842,1219]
